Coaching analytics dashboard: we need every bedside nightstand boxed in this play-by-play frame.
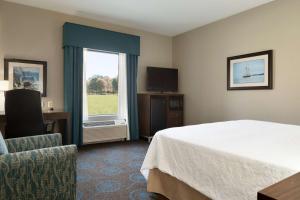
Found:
[258,173,300,200]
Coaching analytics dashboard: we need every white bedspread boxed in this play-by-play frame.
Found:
[141,120,300,200]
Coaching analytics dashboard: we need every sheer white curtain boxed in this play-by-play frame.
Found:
[82,49,89,122]
[118,53,130,140]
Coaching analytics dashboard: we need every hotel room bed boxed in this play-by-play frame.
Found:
[141,120,300,200]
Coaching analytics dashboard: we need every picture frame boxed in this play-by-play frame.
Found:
[227,50,273,90]
[4,59,47,96]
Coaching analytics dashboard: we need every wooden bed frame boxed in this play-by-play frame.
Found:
[148,168,300,200]
[148,168,211,200]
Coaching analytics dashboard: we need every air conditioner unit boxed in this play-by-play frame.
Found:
[83,120,127,144]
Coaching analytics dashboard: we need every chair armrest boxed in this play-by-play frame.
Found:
[0,145,77,200]
[5,133,62,153]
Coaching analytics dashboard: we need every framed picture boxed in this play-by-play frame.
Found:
[4,59,47,96]
[227,50,273,90]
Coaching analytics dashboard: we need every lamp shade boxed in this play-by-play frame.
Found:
[0,81,9,91]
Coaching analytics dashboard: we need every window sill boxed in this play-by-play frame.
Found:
[83,123,127,129]
[86,115,119,122]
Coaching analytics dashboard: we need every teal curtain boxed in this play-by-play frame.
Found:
[63,23,140,143]
[64,46,83,146]
[127,54,139,140]
[63,23,140,56]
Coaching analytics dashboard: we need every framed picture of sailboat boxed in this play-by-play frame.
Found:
[227,50,273,90]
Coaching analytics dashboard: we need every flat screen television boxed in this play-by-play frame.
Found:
[147,67,178,92]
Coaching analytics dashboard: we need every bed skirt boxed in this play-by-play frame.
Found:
[147,168,211,200]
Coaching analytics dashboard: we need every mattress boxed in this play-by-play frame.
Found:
[141,120,300,200]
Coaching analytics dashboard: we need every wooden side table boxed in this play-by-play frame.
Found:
[258,173,300,200]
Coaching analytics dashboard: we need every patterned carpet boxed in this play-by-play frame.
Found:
[77,141,167,200]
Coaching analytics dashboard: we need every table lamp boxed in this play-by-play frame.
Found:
[0,80,9,112]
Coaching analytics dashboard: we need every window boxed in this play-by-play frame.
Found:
[84,49,119,116]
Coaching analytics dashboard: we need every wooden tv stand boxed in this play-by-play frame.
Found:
[138,93,184,141]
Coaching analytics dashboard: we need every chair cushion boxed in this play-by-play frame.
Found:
[0,132,8,154]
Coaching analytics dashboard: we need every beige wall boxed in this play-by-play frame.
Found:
[173,0,300,125]
[0,4,3,69]
[0,1,172,109]
[2,0,300,125]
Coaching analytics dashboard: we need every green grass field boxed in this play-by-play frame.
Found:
[88,94,118,115]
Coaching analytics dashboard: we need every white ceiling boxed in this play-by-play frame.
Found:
[5,0,274,36]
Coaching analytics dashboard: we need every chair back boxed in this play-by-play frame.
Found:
[5,89,45,138]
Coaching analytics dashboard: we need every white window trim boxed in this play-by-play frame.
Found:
[82,50,128,123]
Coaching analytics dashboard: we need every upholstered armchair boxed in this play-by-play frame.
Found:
[0,133,77,200]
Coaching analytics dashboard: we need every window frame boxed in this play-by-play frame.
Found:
[83,48,120,121]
